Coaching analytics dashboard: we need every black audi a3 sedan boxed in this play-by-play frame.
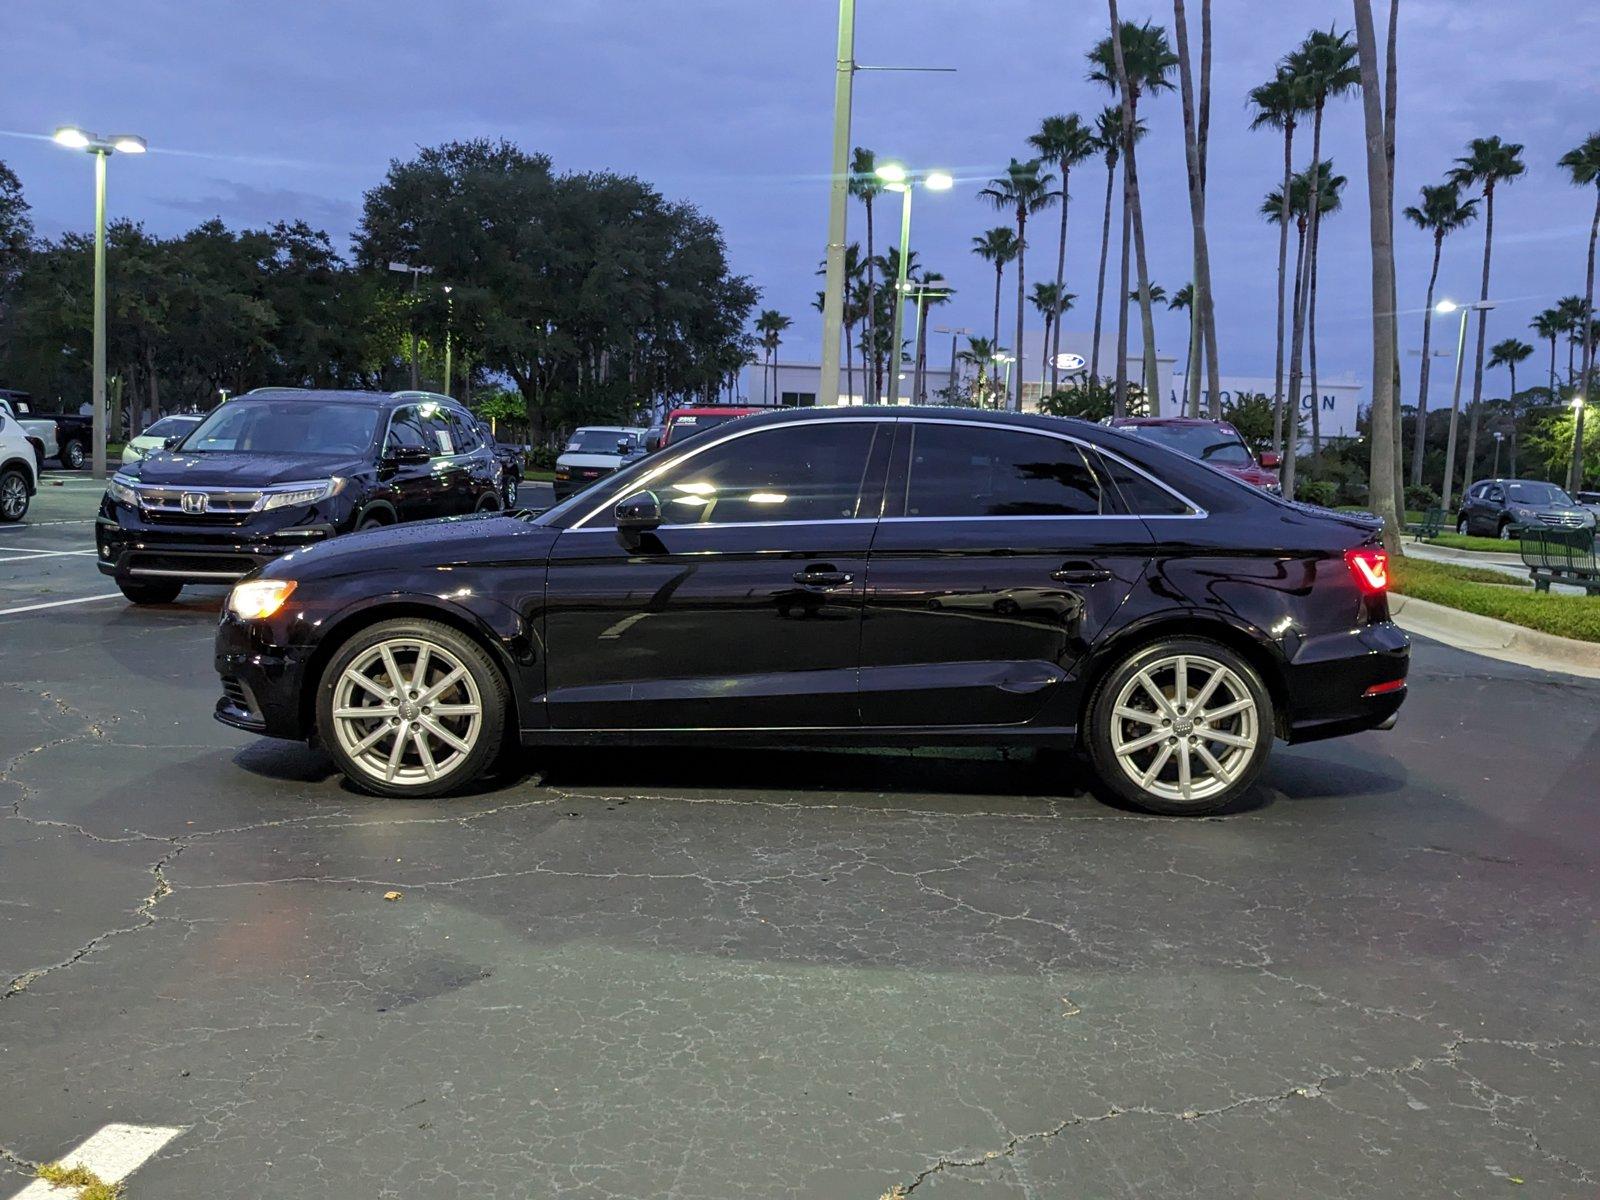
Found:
[99,388,504,604]
[213,406,1408,815]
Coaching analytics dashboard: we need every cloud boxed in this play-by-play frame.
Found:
[159,179,359,236]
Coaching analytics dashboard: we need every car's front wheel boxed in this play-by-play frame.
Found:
[1457,515,1470,535]
[1084,637,1274,816]
[316,618,507,798]
[60,440,85,470]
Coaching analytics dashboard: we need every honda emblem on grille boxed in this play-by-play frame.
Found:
[180,491,208,515]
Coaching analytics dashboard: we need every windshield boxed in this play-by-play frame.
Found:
[143,416,199,439]
[1505,481,1573,506]
[1123,423,1254,467]
[178,400,381,456]
[566,429,642,454]
[665,414,740,445]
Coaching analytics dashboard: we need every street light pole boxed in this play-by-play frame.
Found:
[53,127,145,480]
[935,326,971,405]
[442,286,454,400]
[387,262,435,391]
[1437,299,1492,512]
[1569,397,1587,493]
[886,183,913,405]
[817,0,856,410]
[1491,430,1504,479]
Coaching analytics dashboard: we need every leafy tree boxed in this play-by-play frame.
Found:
[0,159,32,300]
[1488,338,1533,400]
[1558,131,1600,488]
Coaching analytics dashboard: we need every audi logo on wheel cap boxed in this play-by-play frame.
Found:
[180,492,208,515]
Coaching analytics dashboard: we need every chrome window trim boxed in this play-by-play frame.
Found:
[896,416,1208,520]
[570,416,890,530]
[569,518,879,534]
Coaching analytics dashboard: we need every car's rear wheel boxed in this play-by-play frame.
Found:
[1085,638,1274,816]
[0,468,29,522]
[118,579,182,604]
[316,619,507,798]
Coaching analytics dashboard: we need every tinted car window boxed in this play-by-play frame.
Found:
[1122,423,1253,467]
[651,422,878,525]
[1100,453,1195,516]
[665,414,740,446]
[448,412,480,452]
[901,423,1104,518]
[385,410,430,455]
[144,416,199,440]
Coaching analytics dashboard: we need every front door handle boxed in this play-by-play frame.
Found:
[1050,563,1112,584]
[793,567,853,587]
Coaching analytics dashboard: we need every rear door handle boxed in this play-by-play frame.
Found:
[1050,564,1112,584]
[793,567,853,587]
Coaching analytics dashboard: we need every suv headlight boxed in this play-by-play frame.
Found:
[106,476,141,508]
[259,478,345,511]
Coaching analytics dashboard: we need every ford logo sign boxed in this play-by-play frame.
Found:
[1054,352,1087,372]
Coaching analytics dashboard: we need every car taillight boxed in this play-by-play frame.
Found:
[1345,546,1389,595]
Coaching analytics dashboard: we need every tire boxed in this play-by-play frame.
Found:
[60,440,85,470]
[475,493,502,513]
[357,512,389,532]
[1498,521,1513,540]
[1457,515,1470,536]
[503,480,519,508]
[1084,637,1275,817]
[118,579,182,605]
[0,468,30,522]
[316,618,508,799]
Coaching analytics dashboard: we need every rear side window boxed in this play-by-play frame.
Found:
[1099,453,1196,516]
[648,422,881,525]
[448,412,481,452]
[898,423,1105,518]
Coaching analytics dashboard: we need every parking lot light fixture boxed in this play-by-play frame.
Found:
[53,124,147,480]
[882,166,955,405]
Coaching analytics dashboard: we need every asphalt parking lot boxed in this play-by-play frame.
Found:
[2,480,1598,1198]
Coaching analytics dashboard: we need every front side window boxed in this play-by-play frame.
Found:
[183,400,381,456]
[900,423,1105,518]
[645,422,880,525]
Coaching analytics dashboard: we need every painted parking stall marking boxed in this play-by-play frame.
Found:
[8,1124,184,1199]
[0,594,121,617]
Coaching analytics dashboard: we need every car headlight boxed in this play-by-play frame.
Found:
[106,475,141,508]
[259,478,345,511]
[227,579,297,620]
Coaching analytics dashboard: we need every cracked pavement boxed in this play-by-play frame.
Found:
[1,485,1597,1197]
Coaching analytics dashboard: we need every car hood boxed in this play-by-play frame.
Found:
[125,451,370,487]
[261,514,557,581]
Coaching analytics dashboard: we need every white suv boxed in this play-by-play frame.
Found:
[0,405,39,521]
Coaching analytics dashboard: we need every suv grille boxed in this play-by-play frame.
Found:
[137,486,262,524]
[1536,512,1586,528]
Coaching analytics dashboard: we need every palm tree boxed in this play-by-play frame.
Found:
[1352,0,1399,552]
[1282,28,1360,488]
[1447,134,1526,504]
[958,335,999,407]
[1401,182,1478,484]
[1488,338,1533,400]
[848,148,885,403]
[1250,67,1313,471]
[972,227,1021,400]
[1087,106,1144,384]
[1561,132,1600,488]
[1030,282,1075,395]
[815,244,869,403]
[1531,308,1565,395]
[911,272,953,402]
[1089,15,1178,414]
[1556,295,1591,386]
[1029,114,1098,393]
[1168,282,1195,411]
[980,158,1057,411]
[1171,0,1220,417]
[754,309,791,405]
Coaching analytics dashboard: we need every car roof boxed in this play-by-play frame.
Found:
[238,387,461,408]
[573,425,644,433]
[1107,416,1237,428]
[668,406,768,417]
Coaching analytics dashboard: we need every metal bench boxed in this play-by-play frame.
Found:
[1404,506,1444,541]
[1518,526,1600,594]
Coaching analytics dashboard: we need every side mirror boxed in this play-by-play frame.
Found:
[616,437,635,456]
[385,446,431,467]
[614,490,662,531]
[162,436,183,450]
[1258,450,1281,469]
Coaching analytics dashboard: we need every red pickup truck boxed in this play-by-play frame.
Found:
[1106,416,1282,493]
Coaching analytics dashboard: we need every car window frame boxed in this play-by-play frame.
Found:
[568,417,891,531]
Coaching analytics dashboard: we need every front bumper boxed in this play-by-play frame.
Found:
[96,513,338,585]
[213,610,313,739]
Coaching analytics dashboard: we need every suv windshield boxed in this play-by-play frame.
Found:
[1123,423,1253,466]
[665,414,740,445]
[1505,481,1573,505]
[180,401,381,456]
[566,429,641,454]
[143,416,200,440]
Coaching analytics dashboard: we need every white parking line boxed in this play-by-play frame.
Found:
[7,1123,184,1199]
[18,519,97,526]
[0,593,121,617]
[0,549,96,563]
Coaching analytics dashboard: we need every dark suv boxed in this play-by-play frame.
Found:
[99,388,504,604]
[1455,478,1596,540]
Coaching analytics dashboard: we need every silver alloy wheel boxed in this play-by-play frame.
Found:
[1109,653,1259,804]
[331,636,484,787]
[1,473,26,519]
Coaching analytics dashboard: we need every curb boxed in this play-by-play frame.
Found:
[1388,591,1600,679]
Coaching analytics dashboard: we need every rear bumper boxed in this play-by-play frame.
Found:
[96,516,337,585]
[1282,620,1410,743]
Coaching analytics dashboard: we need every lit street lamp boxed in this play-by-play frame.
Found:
[442,285,454,401]
[53,126,146,479]
[1435,298,1496,511]
[876,163,953,405]
[1491,429,1504,479]
[1570,395,1588,493]
[995,352,1016,409]
[388,262,435,390]
[934,326,971,405]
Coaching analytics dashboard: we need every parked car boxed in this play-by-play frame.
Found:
[659,405,765,450]
[213,406,1407,816]
[489,438,524,508]
[1455,478,1596,539]
[121,414,203,465]
[0,389,94,470]
[552,425,648,500]
[0,404,39,522]
[99,388,504,605]
[1573,490,1600,523]
[1105,417,1282,493]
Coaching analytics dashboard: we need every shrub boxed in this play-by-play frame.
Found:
[1405,483,1440,512]
[1297,480,1338,507]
